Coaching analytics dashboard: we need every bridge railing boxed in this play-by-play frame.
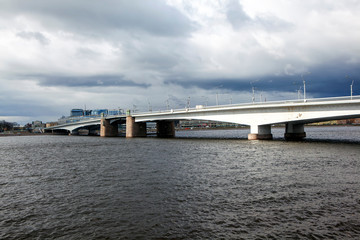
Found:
[133,95,360,116]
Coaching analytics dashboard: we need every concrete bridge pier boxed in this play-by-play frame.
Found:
[100,118,118,137]
[284,123,306,141]
[126,116,147,138]
[156,121,175,138]
[248,124,273,140]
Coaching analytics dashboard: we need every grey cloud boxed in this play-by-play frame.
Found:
[16,31,50,45]
[0,102,56,117]
[121,37,184,71]
[164,62,360,98]
[226,1,292,32]
[76,48,101,59]
[3,0,194,37]
[226,0,251,30]
[255,15,294,32]
[34,75,151,88]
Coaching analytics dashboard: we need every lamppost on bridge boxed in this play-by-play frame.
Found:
[147,100,152,112]
[346,75,354,100]
[250,80,259,104]
[201,96,208,106]
[297,87,302,100]
[252,87,255,103]
[166,99,170,110]
[215,85,223,106]
[301,72,310,102]
[186,97,191,109]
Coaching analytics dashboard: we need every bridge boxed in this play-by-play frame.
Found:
[46,96,360,140]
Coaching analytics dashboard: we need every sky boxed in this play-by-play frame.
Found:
[0,0,359,124]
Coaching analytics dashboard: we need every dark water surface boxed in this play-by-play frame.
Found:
[1,126,360,239]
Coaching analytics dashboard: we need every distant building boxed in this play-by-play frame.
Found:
[58,108,124,125]
[337,118,360,125]
[45,122,58,128]
[32,120,45,128]
[70,109,84,117]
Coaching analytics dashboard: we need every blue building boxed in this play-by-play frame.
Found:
[58,108,124,125]
[70,109,84,117]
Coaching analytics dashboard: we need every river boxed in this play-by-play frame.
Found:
[1,126,360,239]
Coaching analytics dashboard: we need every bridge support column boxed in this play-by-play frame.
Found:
[69,131,79,136]
[284,123,306,141]
[248,125,273,140]
[156,121,175,138]
[126,116,147,138]
[100,119,118,137]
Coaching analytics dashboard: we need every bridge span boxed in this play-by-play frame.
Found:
[46,96,360,140]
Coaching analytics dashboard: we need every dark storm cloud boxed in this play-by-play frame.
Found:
[16,31,50,45]
[33,75,151,88]
[1,0,194,37]
[165,63,360,98]
[303,63,360,97]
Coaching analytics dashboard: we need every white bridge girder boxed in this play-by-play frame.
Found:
[132,99,360,127]
[47,119,103,132]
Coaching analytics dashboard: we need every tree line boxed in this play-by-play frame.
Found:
[0,120,18,132]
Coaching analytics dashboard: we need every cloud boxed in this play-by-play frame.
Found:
[1,0,194,38]
[33,75,151,88]
[255,14,293,32]
[226,0,251,30]
[16,31,50,45]
[164,60,360,99]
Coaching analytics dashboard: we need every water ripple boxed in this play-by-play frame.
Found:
[1,129,360,239]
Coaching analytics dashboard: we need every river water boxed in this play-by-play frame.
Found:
[1,126,360,239]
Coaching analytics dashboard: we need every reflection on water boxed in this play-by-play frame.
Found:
[177,125,360,143]
[0,126,359,239]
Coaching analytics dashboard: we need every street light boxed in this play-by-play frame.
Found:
[250,80,259,103]
[215,84,223,106]
[166,99,170,110]
[301,72,310,102]
[201,96,208,106]
[297,87,302,100]
[147,100,152,112]
[346,75,354,100]
[252,87,255,103]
